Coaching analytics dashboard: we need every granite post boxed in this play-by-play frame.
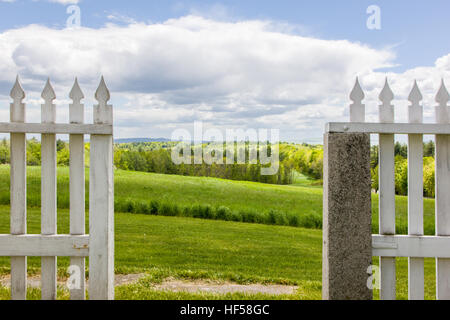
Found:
[322,132,372,300]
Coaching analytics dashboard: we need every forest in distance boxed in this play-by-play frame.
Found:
[0,138,438,197]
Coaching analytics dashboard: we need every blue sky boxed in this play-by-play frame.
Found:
[0,0,449,142]
[2,0,449,71]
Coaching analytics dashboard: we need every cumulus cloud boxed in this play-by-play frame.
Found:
[0,15,447,140]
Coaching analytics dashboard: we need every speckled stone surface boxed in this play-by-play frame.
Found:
[322,133,372,300]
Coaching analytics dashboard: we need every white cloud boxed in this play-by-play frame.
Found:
[106,13,137,25]
[48,0,79,4]
[0,15,448,141]
[26,0,79,4]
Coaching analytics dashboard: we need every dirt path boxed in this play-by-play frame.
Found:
[0,273,144,288]
[0,274,297,295]
[154,278,297,295]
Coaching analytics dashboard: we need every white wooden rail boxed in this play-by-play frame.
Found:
[329,77,450,300]
[0,76,114,300]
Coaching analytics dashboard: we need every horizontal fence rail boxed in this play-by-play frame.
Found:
[326,123,450,135]
[373,235,450,258]
[0,235,89,257]
[0,123,112,135]
[326,77,450,300]
[0,76,114,300]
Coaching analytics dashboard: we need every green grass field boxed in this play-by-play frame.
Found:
[0,165,440,299]
[0,206,322,299]
[0,165,438,234]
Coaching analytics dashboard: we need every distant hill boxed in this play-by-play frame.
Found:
[114,137,171,144]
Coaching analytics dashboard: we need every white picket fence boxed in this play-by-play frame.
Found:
[0,76,114,300]
[327,77,450,300]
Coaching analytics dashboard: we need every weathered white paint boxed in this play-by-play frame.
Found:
[0,76,114,301]
[407,81,424,300]
[327,77,450,300]
[378,78,396,300]
[69,78,86,300]
[435,80,450,300]
[41,78,57,300]
[0,235,89,256]
[373,235,450,258]
[9,76,27,300]
[350,77,365,123]
[89,77,115,300]
[0,122,112,134]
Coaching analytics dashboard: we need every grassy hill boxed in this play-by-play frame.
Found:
[0,206,323,299]
[0,165,437,234]
[0,165,324,229]
[0,165,440,299]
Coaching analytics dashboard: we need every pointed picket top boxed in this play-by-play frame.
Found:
[69,77,84,103]
[407,80,423,124]
[408,80,423,105]
[379,78,394,105]
[95,76,110,104]
[94,76,113,124]
[41,78,56,102]
[10,75,26,122]
[349,77,365,122]
[10,75,25,103]
[350,77,364,103]
[69,77,85,124]
[378,78,395,123]
[436,79,450,107]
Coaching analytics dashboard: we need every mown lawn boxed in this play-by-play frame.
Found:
[0,206,323,300]
[0,207,439,300]
[0,165,323,228]
[0,205,322,283]
[0,165,441,299]
[0,165,322,216]
[0,165,438,234]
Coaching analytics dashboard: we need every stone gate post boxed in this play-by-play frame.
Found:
[322,132,372,300]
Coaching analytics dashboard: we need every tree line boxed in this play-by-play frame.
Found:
[114,142,294,184]
[0,138,437,195]
[0,139,324,186]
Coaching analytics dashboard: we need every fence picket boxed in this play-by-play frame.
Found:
[378,78,396,300]
[407,80,424,300]
[350,77,365,122]
[326,77,450,300]
[89,77,114,300]
[435,80,450,300]
[69,78,86,300]
[10,76,27,300]
[0,76,114,300]
[40,79,57,300]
